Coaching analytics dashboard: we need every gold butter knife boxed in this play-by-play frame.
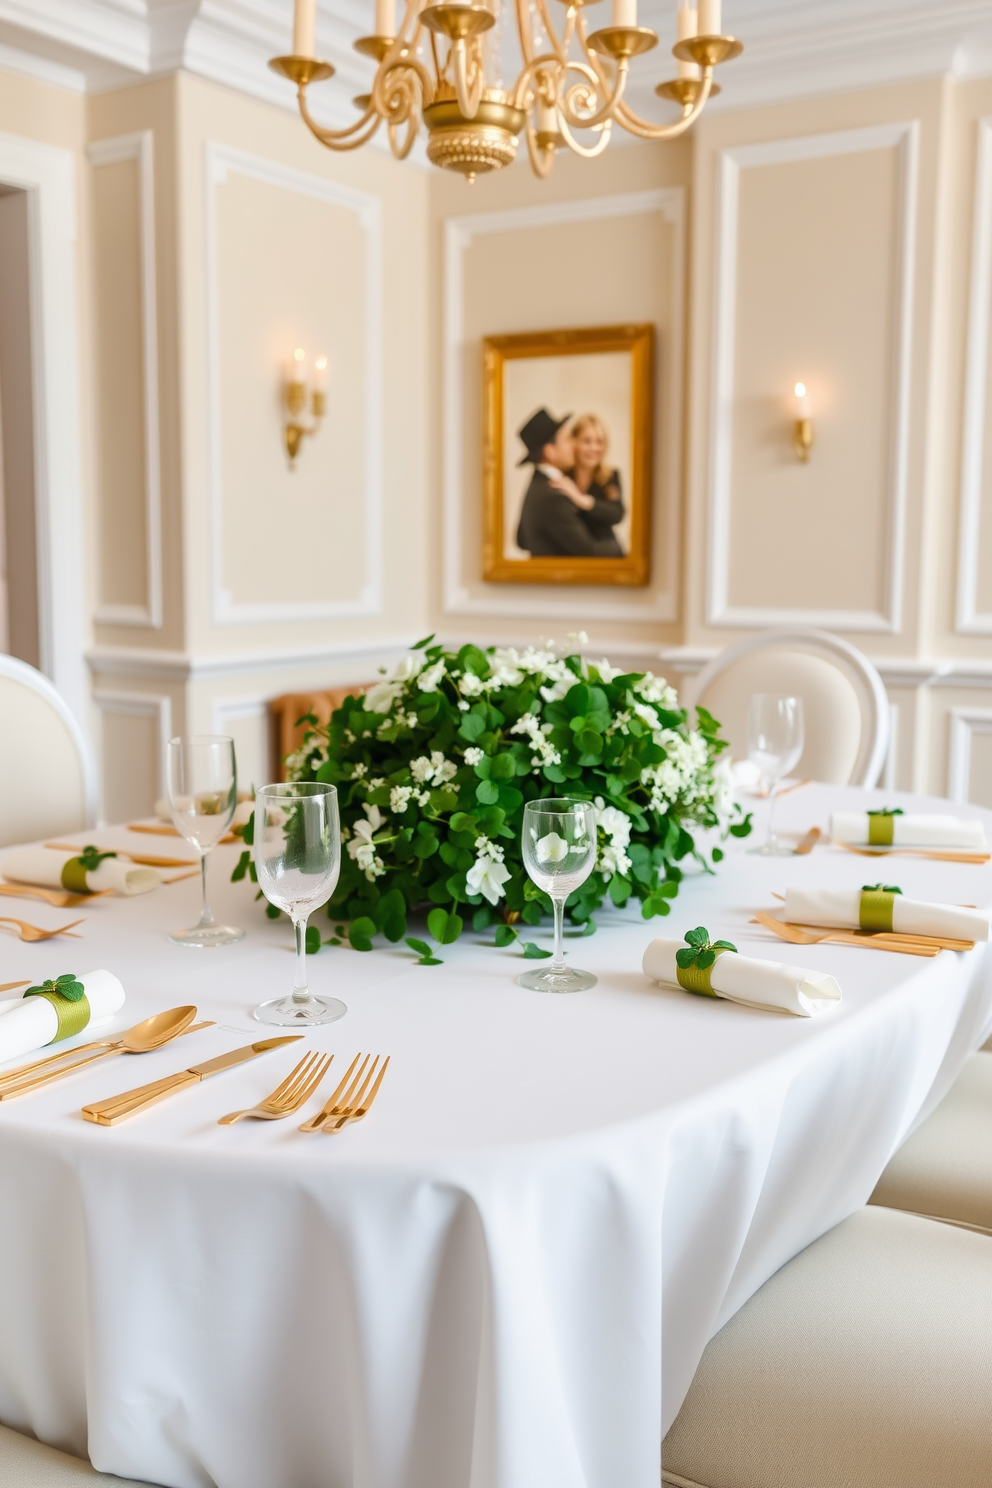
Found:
[81,1036,303,1126]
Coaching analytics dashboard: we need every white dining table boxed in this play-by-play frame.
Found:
[1,782,991,1488]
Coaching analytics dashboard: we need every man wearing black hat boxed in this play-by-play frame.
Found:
[515,408,620,558]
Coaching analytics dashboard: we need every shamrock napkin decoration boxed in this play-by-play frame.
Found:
[77,846,117,873]
[675,926,738,972]
[866,807,904,818]
[25,972,86,1002]
[862,883,903,895]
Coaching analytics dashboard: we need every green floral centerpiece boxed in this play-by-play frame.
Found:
[235,636,749,957]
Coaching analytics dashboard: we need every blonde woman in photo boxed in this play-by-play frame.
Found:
[547,413,626,557]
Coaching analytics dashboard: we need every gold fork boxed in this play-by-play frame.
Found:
[217,1050,333,1124]
[298,1052,364,1132]
[751,910,941,957]
[0,916,84,942]
[322,1055,390,1134]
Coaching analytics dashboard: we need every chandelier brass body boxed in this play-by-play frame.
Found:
[270,2,743,179]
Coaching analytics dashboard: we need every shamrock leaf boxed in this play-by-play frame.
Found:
[25,973,85,1002]
[676,928,738,972]
[863,883,903,895]
[684,926,710,948]
[866,807,904,817]
[77,845,117,872]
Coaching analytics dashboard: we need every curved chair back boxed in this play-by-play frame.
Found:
[684,629,889,788]
[0,655,97,848]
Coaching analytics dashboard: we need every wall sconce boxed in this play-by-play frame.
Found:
[793,381,814,463]
[284,347,327,466]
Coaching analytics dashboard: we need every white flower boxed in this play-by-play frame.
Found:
[392,652,425,683]
[593,659,623,683]
[390,785,414,814]
[458,671,486,697]
[410,751,458,787]
[458,700,470,712]
[510,712,561,767]
[351,762,368,779]
[632,701,660,731]
[536,831,569,864]
[463,746,484,767]
[418,659,446,692]
[345,802,387,880]
[364,680,400,714]
[634,672,679,709]
[410,755,433,784]
[466,837,511,906]
[566,631,589,646]
[489,648,524,687]
[592,796,633,878]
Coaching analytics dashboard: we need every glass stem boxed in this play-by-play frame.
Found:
[551,896,566,971]
[198,852,215,926]
[293,916,310,1004]
[766,781,780,848]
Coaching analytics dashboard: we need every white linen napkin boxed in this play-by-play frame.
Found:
[642,938,842,1017]
[830,811,986,848]
[0,848,159,896]
[783,887,990,942]
[0,970,125,1064]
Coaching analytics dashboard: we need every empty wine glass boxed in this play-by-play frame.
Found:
[167,736,245,947]
[252,782,346,1026]
[746,694,805,855]
[519,798,598,993]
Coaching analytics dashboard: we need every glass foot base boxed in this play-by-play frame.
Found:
[253,995,347,1027]
[746,839,794,856]
[169,923,245,947]
[517,965,598,994]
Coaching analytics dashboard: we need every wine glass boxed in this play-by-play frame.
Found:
[519,798,598,993]
[252,782,346,1026]
[166,736,245,947]
[746,694,805,855]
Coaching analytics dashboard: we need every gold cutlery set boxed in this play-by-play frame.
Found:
[750,909,970,958]
[0,1007,389,1134]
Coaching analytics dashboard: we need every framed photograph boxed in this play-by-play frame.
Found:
[482,323,654,586]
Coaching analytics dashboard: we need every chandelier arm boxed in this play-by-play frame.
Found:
[535,0,569,62]
[615,70,712,139]
[511,54,563,111]
[525,126,558,178]
[512,0,537,67]
[451,38,485,118]
[560,59,628,131]
[388,112,420,160]
[372,50,435,120]
[296,87,381,147]
[556,113,612,157]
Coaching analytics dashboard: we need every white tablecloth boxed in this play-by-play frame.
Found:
[1,784,990,1488]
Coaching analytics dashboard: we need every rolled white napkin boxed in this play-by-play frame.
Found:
[783,887,989,942]
[831,811,986,849]
[642,938,842,1017]
[0,848,159,896]
[0,970,125,1065]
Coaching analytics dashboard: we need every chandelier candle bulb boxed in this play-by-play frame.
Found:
[677,2,700,77]
[293,0,317,56]
[312,355,328,393]
[374,0,396,37]
[612,0,638,28]
[794,382,810,419]
[698,0,721,34]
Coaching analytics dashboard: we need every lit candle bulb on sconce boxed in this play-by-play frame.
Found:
[283,347,328,467]
[793,381,814,463]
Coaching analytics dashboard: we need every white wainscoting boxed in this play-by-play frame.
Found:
[92,687,172,823]
[948,706,992,804]
[88,130,163,630]
[442,188,686,623]
[706,121,919,632]
[956,116,992,636]
[203,142,383,625]
[210,695,268,791]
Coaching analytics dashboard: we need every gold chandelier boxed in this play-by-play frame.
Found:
[272,0,742,181]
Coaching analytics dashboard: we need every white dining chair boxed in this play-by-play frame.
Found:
[0,1423,163,1485]
[0,655,97,849]
[662,1205,992,1487]
[683,628,890,788]
[869,1049,992,1236]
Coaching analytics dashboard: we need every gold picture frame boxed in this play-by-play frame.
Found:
[482,323,654,586]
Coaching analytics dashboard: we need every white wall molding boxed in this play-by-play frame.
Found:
[86,634,417,683]
[956,117,992,636]
[442,188,686,624]
[948,706,992,802]
[0,130,87,727]
[203,142,383,625]
[88,130,163,630]
[92,687,172,807]
[707,121,919,634]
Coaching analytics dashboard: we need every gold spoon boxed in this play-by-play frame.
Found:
[0,1006,214,1097]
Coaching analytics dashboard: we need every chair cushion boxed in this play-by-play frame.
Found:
[869,1051,992,1234]
[0,1424,158,1486]
[662,1206,992,1488]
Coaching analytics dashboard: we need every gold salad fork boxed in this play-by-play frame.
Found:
[299,1052,390,1134]
[0,916,84,942]
[217,1050,333,1124]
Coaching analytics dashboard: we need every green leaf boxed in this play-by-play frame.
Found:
[575,729,603,756]
[685,925,709,947]
[696,948,716,969]
[675,946,697,968]
[564,682,590,718]
[457,643,490,677]
[711,847,724,863]
[476,779,500,806]
[494,924,517,947]
[522,941,552,959]
[232,849,251,883]
[427,907,450,943]
[490,752,516,780]
[450,811,478,833]
[305,925,322,955]
[265,902,281,920]
[712,939,738,952]
[349,916,377,952]
[458,713,486,742]
[405,937,432,956]
[608,873,631,906]
[241,810,254,847]
[412,633,436,649]
[417,956,444,966]
[521,901,543,926]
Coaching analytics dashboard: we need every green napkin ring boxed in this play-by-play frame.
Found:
[867,808,903,846]
[859,885,903,933]
[24,974,91,1042]
[60,846,116,894]
[676,927,737,998]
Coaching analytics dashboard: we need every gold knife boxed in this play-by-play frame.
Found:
[81,1036,303,1126]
